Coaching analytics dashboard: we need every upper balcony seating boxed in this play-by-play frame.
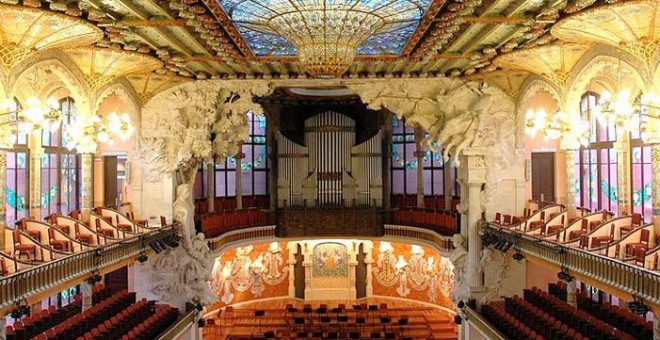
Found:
[12,228,37,261]
[576,215,634,250]
[505,295,590,340]
[201,209,268,238]
[481,302,546,340]
[554,210,613,243]
[120,305,179,340]
[522,287,635,340]
[393,208,458,235]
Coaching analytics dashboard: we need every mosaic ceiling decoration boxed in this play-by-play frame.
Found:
[0,0,650,82]
[217,0,433,57]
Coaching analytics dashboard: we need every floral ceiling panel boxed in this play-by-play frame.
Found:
[217,0,433,57]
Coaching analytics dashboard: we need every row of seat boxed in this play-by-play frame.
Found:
[119,305,179,340]
[201,209,267,238]
[481,302,545,340]
[74,298,156,340]
[522,288,635,340]
[505,296,589,340]
[6,285,112,340]
[393,209,458,235]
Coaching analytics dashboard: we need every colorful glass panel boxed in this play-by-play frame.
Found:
[218,0,433,56]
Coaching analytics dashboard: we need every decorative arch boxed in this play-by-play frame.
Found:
[515,76,563,149]
[94,78,141,127]
[8,50,92,113]
[564,46,650,113]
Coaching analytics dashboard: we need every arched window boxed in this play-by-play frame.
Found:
[575,92,618,213]
[5,97,28,225]
[391,117,417,195]
[212,111,269,199]
[40,97,80,218]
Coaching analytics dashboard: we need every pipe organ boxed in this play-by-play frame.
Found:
[277,111,383,209]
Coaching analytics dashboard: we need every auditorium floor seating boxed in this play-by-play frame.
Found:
[481,283,653,340]
[203,298,457,340]
[6,285,180,340]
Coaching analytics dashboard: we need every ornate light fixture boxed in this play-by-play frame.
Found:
[0,97,63,145]
[65,112,135,153]
[593,90,660,142]
[219,1,429,78]
[524,108,590,148]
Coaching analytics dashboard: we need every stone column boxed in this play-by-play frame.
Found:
[286,242,297,298]
[303,243,312,299]
[235,152,243,209]
[614,138,631,215]
[652,145,660,237]
[459,149,487,293]
[29,147,43,220]
[93,156,104,208]
[81,281,93,311]
[363,241,374,297]
[348,242,358,299]
[383,113,392,210]
[207,162,215,213]
[415,128,424,208]
[0,151,6,247]
[564,150,577,220]
[566,280,577,307]
[81,153,94,210]
[444,158,453,211]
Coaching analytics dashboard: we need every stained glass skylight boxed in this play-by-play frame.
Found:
[218,0,433,57]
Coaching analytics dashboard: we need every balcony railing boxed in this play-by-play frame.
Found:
[157,308,196,340]
[383,225,454,252]
[484,222,660,305]
[207,225,277,253]
[0,223,178,310]
[464,307,507,340]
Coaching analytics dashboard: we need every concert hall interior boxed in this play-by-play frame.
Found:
[0,0,659,339]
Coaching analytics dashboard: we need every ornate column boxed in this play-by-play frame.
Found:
[614,137,631,215]
[93,156,104,208]
[302,243,312,299]
[207,162,215,213]
[566,280,577,307]
[652,145,660,237]
[564,150,577,220]
[458,148,487,293]
[286,242,297,298]
[363,241,374,297]
[235,151,244,209]
[414,127,425,208]
[81,153,94,210]
[81,281,94,311]
[348,242,358,299]
[444,158,453,211]
[29,147,43,219]
[0,151,6,247]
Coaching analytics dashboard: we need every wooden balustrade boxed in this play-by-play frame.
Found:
[0,224,177,310]
[207,225,277,253]
[383,225,454,252]
[484,222,660,306]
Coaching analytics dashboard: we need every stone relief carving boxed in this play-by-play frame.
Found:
[449,234,468,305]
[348,79,516,208]
[479,247,509,304]
[137,80,273,308]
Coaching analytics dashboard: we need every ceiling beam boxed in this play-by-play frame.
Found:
[459,16,531,24]
[111,18,188,27]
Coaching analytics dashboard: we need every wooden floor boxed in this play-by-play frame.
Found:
[203,298,458,340]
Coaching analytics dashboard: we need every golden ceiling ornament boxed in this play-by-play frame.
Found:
[125,72,192,106]
[493,43,591,88]
[551,0,660,63]
[65,47,164,92]
[465,70,531,98]
[0,4,103,69]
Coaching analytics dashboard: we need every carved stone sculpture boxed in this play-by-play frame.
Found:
[450,234,469,305]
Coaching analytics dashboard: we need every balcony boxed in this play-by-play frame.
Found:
[0,223,177,311]
[483,222,660,306]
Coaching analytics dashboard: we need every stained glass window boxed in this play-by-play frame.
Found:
[9,98,27,146]
[6,151,28,225]
[391,117,417,195]
[214,111,268,198]
[40,98,80,218]
[218,0,433,56]
[575,92,618,213]
[632,146,652,222]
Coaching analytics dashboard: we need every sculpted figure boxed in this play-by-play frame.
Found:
[450,234,469,304]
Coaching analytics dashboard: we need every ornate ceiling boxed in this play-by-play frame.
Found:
[0,0,656,89]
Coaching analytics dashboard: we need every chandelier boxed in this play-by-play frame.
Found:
[269,6,384,77]
[220,1,429,78]
[595,90,660,142]
[0,97,63,145]
[66,112,135,154]
[524,108,591,149]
